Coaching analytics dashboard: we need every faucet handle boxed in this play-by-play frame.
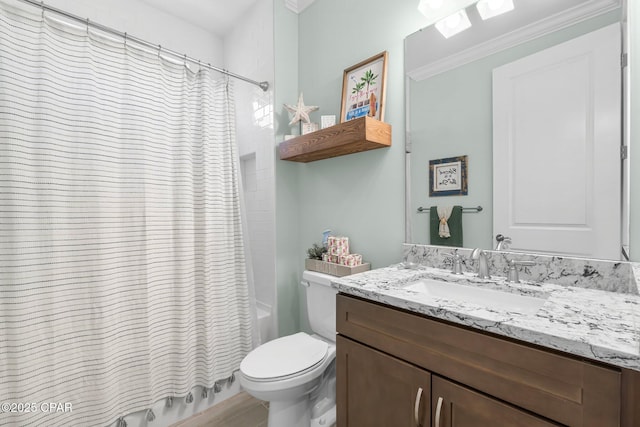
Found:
[495,234,512,250]
[444,251,463,275]
[506,259,535,283]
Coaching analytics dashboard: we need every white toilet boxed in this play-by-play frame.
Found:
[239,270,338,427]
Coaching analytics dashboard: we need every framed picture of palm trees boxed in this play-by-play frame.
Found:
[340,51,388,123]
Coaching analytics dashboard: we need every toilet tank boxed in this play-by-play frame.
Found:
[301,270,338,342]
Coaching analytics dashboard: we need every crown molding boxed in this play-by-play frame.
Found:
[284,0,317,14]
[407,0,621,81]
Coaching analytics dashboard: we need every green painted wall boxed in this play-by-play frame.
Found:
[294,0,425,268]
[274,1,302,336]
[408,11,621,250]
[273,0,424,335]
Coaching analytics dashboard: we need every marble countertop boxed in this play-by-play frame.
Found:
[332,265,640,371]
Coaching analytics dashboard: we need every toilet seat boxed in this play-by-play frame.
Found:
[240,332,329,381]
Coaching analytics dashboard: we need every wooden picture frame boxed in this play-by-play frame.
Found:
[429,155,468,197]
[340,51,388,123]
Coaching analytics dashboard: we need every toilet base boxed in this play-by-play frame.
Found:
[268,396,310,427]
[266,399,336,427]
[311,403,336,427]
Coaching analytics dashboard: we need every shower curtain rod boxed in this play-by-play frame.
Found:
[16,0,270,92]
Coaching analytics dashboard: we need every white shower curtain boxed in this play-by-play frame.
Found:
[0,1,255,425]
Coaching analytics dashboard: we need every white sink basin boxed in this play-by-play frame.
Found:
[403,278,548,315]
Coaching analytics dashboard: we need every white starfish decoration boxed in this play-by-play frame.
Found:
[284,93,318,126]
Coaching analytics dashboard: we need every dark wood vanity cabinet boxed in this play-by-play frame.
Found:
[337,335,557,427]
[336,294,640,427]
[337,336,431,426]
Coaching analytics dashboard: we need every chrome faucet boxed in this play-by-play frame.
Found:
[470,248,491,279]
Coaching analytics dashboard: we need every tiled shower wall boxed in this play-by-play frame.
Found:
[225,0,277,344]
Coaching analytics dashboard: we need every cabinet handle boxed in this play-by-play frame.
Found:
[435,396,444,427]
[414,387,423,427]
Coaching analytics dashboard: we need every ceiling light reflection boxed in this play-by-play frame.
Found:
[476,0,515,20]
[435,9,472,38]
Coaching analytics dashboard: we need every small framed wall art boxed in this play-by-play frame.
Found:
[429,155,468,197]
[340,51,388,123]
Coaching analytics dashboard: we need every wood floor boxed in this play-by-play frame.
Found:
[172,392,268,427]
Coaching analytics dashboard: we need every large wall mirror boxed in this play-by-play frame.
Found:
[405,0,629,260]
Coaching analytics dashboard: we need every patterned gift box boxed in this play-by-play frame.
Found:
[339,254,363,267]
[328,236,350,256]
[323,253,340,264]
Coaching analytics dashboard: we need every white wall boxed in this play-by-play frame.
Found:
[37,0,224,64]
[225,0,277,344]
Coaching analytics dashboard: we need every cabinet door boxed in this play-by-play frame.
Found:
[337,335,431,427]
[432,376,562,427]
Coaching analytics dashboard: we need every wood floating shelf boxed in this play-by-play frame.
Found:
[278,116,392,163]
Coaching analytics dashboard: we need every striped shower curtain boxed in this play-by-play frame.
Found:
[0,1,255,425]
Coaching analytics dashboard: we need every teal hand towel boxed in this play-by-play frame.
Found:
[430,205,463,247]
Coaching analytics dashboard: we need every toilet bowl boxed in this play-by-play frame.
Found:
[239,271,338,427]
